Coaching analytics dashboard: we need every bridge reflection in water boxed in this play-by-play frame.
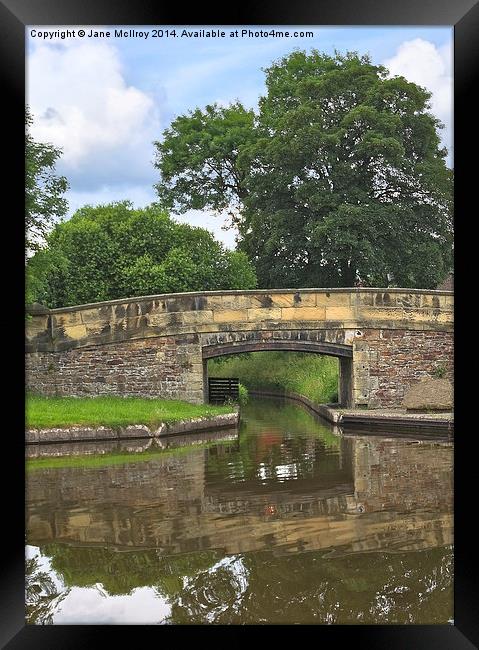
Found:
[26,398,453,624]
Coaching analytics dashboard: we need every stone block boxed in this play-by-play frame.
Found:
[247,308,282,321]
[353,340,370,351]
[269,293,316,307]
[55,311,83,327]
[80,307,112,323]
[281,307,326,321]
[442,295,454,310]
[187,362,204,374]
[119,425,152,439]
[84,319,112,336]
[403,378,453,411]
[325,306,355,321]
[316,293,351,307]
[353,376,371,390]
[353,364,370,377]
[26,317,49,338]
[373,291,397,307]
[205,295,250,311]
[147,313,180,328]
[353,292,375,306]
[63,324,88,340]
[352,350,371,362]
[213,309,248,323]
[181,310,215,324]
[360,307,403,323]
[343,329,358,344]
[25,430,39,444]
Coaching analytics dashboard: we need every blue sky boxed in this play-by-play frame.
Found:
[27,26,453,248]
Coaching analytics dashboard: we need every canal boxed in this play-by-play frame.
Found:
[26,397,453,625]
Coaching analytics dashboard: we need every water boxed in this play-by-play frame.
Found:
[25,397,453,625]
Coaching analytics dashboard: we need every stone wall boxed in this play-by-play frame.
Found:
[353,329,454,407]
[25,288,453,408]
[26,335,204,403]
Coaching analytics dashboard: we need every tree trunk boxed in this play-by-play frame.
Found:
[341,262,356,287]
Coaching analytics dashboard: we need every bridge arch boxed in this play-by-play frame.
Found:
[202,339,353,359]
[202,338,354,407]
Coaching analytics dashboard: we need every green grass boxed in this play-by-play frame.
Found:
[209,351,339,404]
[26,395,234,430]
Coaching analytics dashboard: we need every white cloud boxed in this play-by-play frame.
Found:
[160,37,294,113]
[27,41,161,180]
[66,184,156,215]
[53,586,171,624]
[66,189,238,249]
[173,209,238,250]
[384,38,453,162]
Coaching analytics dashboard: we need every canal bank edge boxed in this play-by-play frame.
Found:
[249,390,453,436]
[25,411,239,444]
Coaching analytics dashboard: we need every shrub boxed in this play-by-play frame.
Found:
[238,383,249,406]
[433,364,447,379]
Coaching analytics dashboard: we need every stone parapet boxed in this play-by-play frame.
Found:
[26,288,453,353]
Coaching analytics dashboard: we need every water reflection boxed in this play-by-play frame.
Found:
[26,398,453,624]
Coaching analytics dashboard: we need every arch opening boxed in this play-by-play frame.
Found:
[202,340,353,408]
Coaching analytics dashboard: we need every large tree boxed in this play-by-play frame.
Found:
[154,51,453,289]
[27,202,257,308]
[154,102,255,226]
[25,106,69,254]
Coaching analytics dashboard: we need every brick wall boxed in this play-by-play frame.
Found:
[26,326,453,408]
[26,335,204,404]
[354,329,454,408]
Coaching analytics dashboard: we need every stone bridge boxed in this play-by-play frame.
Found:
[26,288,453,408]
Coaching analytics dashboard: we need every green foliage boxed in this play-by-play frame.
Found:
[155,51,453,289]
[154,102,255,222]
[25,106,69,254]
[26,202,257,308]
[209,352,339,404]
[433,364,447,379]
[238,383,249,406]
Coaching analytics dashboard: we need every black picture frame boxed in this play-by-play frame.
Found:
[1,0,477,646]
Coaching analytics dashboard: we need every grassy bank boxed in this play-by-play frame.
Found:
[209,352,339,404]
[26,395,233,430]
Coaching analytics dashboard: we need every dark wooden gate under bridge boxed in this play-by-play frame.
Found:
[208,377,239,404]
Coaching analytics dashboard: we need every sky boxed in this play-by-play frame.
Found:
[26,26,453,249]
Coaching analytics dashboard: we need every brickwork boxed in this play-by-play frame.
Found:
[353,329,454,407]
[26,336,204,403]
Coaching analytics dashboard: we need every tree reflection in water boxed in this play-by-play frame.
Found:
[25,554,69,625]
[26,542,453,625]
[165,547,453,625]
